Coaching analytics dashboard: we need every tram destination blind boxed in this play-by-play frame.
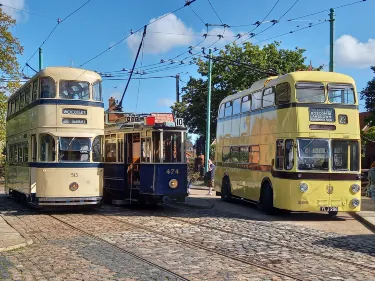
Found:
[62,108,87,115]
[309,108,335,122]
[62,118,87,124]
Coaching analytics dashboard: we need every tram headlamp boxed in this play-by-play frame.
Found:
[299,183,308,193]
[350,184,360,194]
[351,198,360,208]
[169,179,178,188]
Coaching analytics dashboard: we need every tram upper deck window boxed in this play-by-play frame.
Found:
[59,80,90,100]
[59,137,90,162]
[163,132,182,163]
[328,83,355,104]
[39,134,56,162]
[296,82,325,103]
[93,81,102,101]
[40,77,56,98]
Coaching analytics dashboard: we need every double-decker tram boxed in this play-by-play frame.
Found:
[103,113,188,206]
[214,71,361,216]
[5,67,104,208]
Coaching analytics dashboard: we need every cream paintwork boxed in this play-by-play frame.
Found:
[214,71,361,212]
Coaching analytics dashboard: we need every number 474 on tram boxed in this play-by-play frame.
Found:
[102,113,188,205]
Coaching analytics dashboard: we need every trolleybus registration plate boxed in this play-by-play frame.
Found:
[320,207,338,212]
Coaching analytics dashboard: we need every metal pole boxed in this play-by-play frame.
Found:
[329,8,335,72]
[176,74,180,102]
[205,49,213,173]
[39,48,43,71]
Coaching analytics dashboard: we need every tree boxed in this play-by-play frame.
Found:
[0,8,24,176]
[172,41,323,141]
[360,66,375,126]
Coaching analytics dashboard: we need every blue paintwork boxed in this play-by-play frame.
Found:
[139,164,187,196]
[103,163,126,192]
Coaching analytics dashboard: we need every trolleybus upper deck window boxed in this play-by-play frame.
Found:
[25,84,31,105]
[241,96,251,113]
[275,83,291,104]
[59,137,90,162]
[252,91,262,110]
[218,104,225,118]
[224,102,232,117]
[296,82,325,103]
[262,87,275,108]
[93,81,102,101]
[40,77,56,98]
[59,81,90,100]
[297,139,329,170]
[233,98,241,115]
[328,83,355,104]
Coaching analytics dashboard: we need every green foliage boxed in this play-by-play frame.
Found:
[360,66,375,124]
[172,41,323,140]
[0,8,24,176]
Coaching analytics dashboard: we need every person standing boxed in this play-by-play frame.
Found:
[207,159,216,195]
[367,162,375,207]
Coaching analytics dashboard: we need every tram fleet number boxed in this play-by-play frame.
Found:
[71,173,78,177]
[166,169,179,174]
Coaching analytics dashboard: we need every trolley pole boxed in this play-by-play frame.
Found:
[39,48,43,71]
[176,74,180,103]
[329,8,335,72]
[204,48,213,173]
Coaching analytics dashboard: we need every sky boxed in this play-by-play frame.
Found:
[3,0,375,137]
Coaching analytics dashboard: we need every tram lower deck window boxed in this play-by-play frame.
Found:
[163,132,182,163]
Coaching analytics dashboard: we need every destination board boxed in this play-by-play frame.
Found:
[62,108,87,115]
[309,108,335,122]
[62,118,87,124]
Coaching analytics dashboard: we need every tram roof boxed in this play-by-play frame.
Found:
[220,71,356,105]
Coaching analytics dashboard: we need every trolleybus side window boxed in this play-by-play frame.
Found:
[295,82,325,103]
[163,132,182,163]
[59,80,89,100]
[32,79,38,101]
[222,147,230,163]
[297,139,329,170]
[218,104,225,118]
[284,139,294,170]
[39,134,56,162]
[275,83,291,104]
[18,144,23,162]
[328,83,355,104]
[11,100,15,114]
[224,101,232,117]
[332,140,359,171]
[239,146,249,163]
[275,140,284,170]
[59,137,90,162]
[25,84,31,105]
[31,135,37,162]
[93,81,102,101]
[20,91,25,109]
[40,77,56,98]
[23,142,29,162]
[230,146,240,163]
[249,145,260,164]
[251,91,262,110]
[15,95,19,112]
[241,96,251,113]
[105,139,117,162]
[233,98,241,115]
[92,136,103,162]
[262,87,275,108]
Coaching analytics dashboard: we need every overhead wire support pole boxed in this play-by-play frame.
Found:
[117,25,147,111]
[176,74,180,102]
[39,48,43,71]
[205,48,213,173]
[329,8,335,72]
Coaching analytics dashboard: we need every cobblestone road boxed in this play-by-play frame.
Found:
[0,192,374,281]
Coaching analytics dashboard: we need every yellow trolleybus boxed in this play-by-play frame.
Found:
[5,67,104,207]
[214,71,361,216]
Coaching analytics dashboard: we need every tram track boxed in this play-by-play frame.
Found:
[48,214,191,281]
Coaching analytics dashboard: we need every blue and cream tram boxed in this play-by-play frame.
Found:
[5,67,104,208]
[103,113,188,205]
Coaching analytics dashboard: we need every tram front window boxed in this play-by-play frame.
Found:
[163,132,182,163]
[59,137,90,162]
[297,139,329,170]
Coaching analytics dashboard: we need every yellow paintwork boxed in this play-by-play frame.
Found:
[5,67,104,203]
[214,71,361,212]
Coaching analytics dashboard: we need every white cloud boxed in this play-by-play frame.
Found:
[127,13,194,55]
[335,35,375,68]
[158,98,174,107]
[0,0,27,21]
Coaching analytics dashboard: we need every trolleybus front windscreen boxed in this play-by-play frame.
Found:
[59,137,91,162]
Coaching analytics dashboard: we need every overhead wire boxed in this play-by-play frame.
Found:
[22,0,92,71]
[207,0,223,24]
[0,3,56,20]
[78,0,197,67]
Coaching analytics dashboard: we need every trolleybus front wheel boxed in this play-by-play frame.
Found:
[259,182,275,215]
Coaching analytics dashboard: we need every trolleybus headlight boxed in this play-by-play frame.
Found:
[350,184,360,194]
[169,179,178,188]
[351,198,360,208]
[299,183,308,193]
